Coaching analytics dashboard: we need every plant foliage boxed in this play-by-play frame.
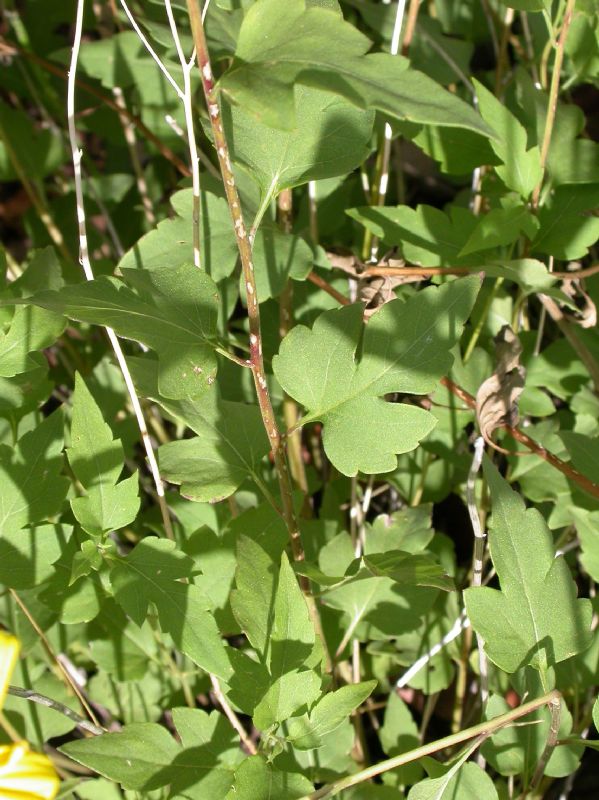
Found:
[0,0,598,798]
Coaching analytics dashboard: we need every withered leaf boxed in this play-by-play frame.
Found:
[475,325,525,451]
[560,278,597,329]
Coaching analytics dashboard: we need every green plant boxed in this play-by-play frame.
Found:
[0,0,598,798]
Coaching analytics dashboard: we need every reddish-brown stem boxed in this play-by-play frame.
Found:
[401,0,421,56]
[441,377,599,500]
[364,266,471,278]
[185,1,332,671]
[552,263,599,280]
[308,271,354,306]
[185,0,303,560]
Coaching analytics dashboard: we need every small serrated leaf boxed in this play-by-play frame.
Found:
[27,263,220,399]
[111,538,233,679]
[68,374,139,536]
[464,459,593,673]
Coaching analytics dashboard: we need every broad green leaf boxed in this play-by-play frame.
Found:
[368,505,434,554]
[0,410,69,534]
[408,760,498,800]
[482,691,582,779]
[270,552,317,677]
[296,550,453,592]
[253,668,322,730]
[594,696,599,733]
[290,716,356,785]
[219,0,493,137]
[119,188,313,300]
[273,278,479,475]
[170,707,244,796]
[412,124,499,174]
[0,306,64,377]
[8,247,63,296]
[532,185,599,259]
[228,756,313,799]
[0,524,65,589]
[0,101,64,181]
[232,546,321,727]
[69,539,103,585]
[346,205,478,266]
[71,475,139,541]
[118,188,237,283]
[363,551,455,592]
[65,779,122,800]
[78,30,182,91]
[572,508,599,582]
[549,138,599,185]
[459,206,539,256]
[111,538,233,679]
[67,374,139,536]
[409,16,474,87]
[473,78,542,198]
[482,259,558,296]
[223,84,374,202]
[560,432,599,487]
[39,530,105,624]
[322,551,439,643]
[464,459,592,673]
[286,680,376,748]
[61,714,238,795]
[158,405,268,501]
[131,356,270,503]
[88,600,159,682]
[379,692,423,785]
[68,374,124,487]
[230,535,278,659]
[27,263,219,399]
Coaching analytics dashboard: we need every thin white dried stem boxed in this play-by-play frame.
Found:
[165,0,201,267]
[210,675,257,755]
[468,437,486,590]
[307,180,319,243]
[119,0,183,99]
[396,612,470,689]
[69,0,174,540]
[348,477,374,682]
[370,0,407,260]
[112,86,156,226]
[349,477,363,683]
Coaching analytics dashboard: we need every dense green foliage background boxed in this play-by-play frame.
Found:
[0,0,598,797]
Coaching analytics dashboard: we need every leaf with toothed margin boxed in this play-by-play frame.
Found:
[272,277,480,476]
[128,357,270,504]
[24,262,220,400]
[218,0,494,138]
[111,538,233,680]
[464,458,593,673]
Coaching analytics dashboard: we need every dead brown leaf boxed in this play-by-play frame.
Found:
[560,278,597,328]
[475,325,526,453]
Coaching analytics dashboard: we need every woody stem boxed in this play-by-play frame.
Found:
[185,0,331,670]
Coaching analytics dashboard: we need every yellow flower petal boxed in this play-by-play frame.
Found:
[0,742,60,799]
[0,632,20,709]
